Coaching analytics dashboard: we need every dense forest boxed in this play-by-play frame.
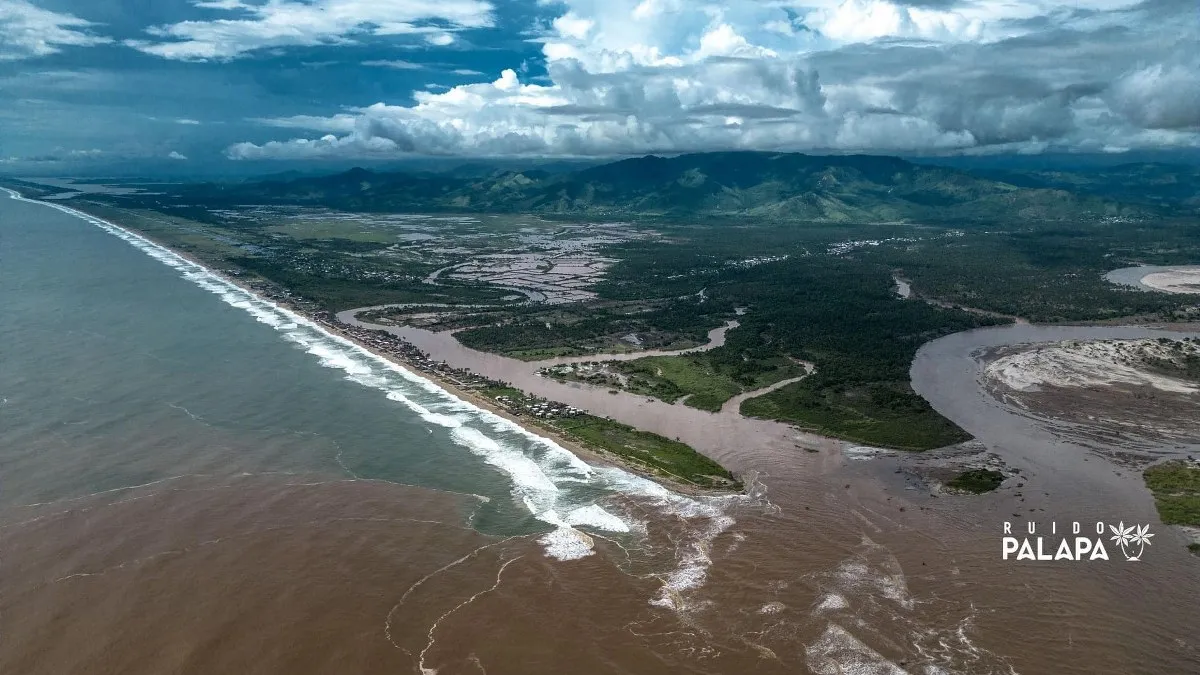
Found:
[9,152,1198,451]
[597,245,995,448]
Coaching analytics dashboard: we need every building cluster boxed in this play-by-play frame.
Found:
[492,395,582,419]
[256,286,588,425]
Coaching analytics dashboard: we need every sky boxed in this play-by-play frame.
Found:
[0,0,1197,172]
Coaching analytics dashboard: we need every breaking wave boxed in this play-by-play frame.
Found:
[6,188,743,603]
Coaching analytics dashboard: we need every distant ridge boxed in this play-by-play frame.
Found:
[173,151,1160,223]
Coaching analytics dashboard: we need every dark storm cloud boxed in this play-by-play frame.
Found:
[1,0,1197,167]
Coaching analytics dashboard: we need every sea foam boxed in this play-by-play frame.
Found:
[5,188,740,589]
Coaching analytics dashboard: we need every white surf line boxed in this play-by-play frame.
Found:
[5,188,744,598]
[417,555,524,675]
[1,188,589,473]
[0,189,633,500]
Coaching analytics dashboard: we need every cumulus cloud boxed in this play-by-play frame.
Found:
[226,0,1200,158]
[127,0,494,61]
[168,150,188,160]
[1108,63,1200,130]
[804,0,984,43]
[0,0,111,60]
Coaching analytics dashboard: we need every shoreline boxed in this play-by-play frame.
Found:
[320,315,737,495]
[2,188,736,496]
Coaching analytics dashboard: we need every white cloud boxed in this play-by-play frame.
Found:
[803,0,983,43]
[1108,63,1200,130]
[362,59,424,69]
[226,0,1200,158]
[696,24,777,60]
[551,13,593,40]
[168,151,189,160]
[0,0,111,60]
[175,118,202,125]
[128,0,493,61]
[251,114,361,134]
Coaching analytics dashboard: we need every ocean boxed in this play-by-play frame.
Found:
[0,189,766,674]
[4,189,1199,675]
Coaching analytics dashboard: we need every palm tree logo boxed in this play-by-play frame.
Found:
[1109,522,1155,561]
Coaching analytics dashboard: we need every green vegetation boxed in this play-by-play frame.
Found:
[1143,461,1200,527]
[162,152,1162,224]
[228,254,505,310]
[554,415,737,488]
[20,151,1200,453]
[455,300,720,359]
[57,202,531,313]
[860,225,1200,323]
[598,244,991,449]
[969,162,1200,213]
[478,386,738,489]
[601,354,806,412]
[618,356,739,410]
[1136,338,1200,382]
[947,469,1006,494]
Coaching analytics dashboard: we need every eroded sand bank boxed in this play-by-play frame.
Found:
[1142,268,1200,294]
[985,339,1199,394]
[1105,264,1200,294]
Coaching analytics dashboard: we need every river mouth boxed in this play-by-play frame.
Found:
[342,304,1200,672]
[9,186,1200,675]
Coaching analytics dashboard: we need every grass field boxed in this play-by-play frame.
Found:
[740,380,972,451]
[1143,461,1200,528]
[613,355,805,412]
[479,386,738,488]
[553,414,738,488]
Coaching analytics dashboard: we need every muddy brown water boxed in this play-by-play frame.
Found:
[4,190,1199,675]
[334,310,1200,674]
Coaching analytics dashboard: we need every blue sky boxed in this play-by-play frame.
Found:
[1,0,1196,172]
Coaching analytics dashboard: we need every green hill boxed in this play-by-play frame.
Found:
[176,151,1156,223]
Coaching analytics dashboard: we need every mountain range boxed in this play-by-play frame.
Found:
[170,151,1189,223]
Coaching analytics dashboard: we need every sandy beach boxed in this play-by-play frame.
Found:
[1,188,749,496]
[10,187,1200,674]
[320,321,737,495]
[1105,264,1200,294]
[1140,267,1200,294]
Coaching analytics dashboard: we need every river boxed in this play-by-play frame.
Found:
[3,189,1199,674]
